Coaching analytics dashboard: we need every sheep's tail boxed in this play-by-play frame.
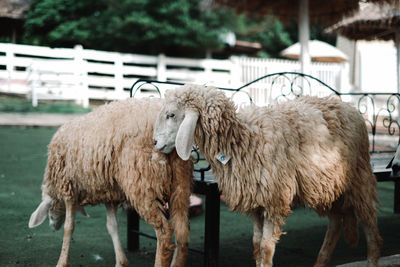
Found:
[343,212,359,246]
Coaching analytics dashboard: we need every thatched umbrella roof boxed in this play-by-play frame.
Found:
[0,0,30,43]
[0,0,30,19]
[280,40,348,62]
[214,0,398,75]
[214,0,362,75]
[369,0,400,6]
[327,2,400,92]
[215,0,398,21]
[327,2,400,41]
[215,0,360,25]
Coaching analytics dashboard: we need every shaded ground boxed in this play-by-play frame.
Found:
[0,127,399,266]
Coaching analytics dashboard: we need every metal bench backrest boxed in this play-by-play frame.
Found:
[130,72,400,155]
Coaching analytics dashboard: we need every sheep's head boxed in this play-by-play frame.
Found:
[153,84,233,160]
[153,100,198,161]
[153,85,203,160]
[48,204,88,231]
[29,194,88,231]
[48,204,66,231]
[28,194,65,230]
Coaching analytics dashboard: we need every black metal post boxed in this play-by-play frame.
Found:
[127,208,140,252]
[204,183,220,267]
[394,179,400,214]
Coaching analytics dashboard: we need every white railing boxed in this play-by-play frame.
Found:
[0,42,348,107]
[236,57,348,106]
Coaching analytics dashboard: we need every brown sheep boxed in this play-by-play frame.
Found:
[153,84,382,267]
[29,98,193,267]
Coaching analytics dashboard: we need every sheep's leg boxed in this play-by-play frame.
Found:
[314,214,342,267]
[360,215,382,267]
[153,218,174,267]
[139,200,174,267]
[251,211,264,267]
[259,216,281,267]
[56,199,75,267]
[105,203,129,267]
[169,196,190,267]
[141,203,174,267]
[343,211,359,246]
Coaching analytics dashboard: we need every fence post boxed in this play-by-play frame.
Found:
[74,45,89,108]
[336,62,348,93]
[230,56,241,88]
[4,43,15,93]
[29,63,38,107]
[204,59,212,80]
[157,54,166,81]
[115,53,124,99]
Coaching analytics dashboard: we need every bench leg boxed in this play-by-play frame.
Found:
[395,180,400,214]
[127,208,140,252]
[204,184,220,267]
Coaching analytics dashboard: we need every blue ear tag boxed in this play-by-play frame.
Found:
[216,153,231,165]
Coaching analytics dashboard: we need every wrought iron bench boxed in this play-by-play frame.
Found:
[127,72,400,267]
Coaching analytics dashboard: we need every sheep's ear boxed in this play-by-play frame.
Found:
[29,198,51,228]
[176,110,199,160]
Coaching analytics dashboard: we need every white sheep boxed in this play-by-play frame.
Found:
[29,98,193,267]
[152,84,382,267]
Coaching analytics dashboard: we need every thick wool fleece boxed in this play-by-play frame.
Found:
[43,98,193,226]
[165,85,379,226]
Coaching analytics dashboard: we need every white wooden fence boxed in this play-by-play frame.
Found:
[0,42,348,107]
[237,57,348,106]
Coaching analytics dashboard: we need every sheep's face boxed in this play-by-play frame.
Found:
[29,194,65,230]
[154,100,199,160]
[153,102,186,154]
[48,209,65,231]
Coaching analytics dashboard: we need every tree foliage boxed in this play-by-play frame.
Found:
[233,15,336,58]
[23,0,235,56]
[233,15,293,58]
[22,0,335,58]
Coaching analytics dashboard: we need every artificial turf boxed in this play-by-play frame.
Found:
[0,127,399,266]
[0,95,92,114]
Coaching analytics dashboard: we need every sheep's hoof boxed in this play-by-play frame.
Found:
[116,258,129,267]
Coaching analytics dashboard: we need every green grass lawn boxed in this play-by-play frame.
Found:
[0,127,399,267]
[0,95,92,114]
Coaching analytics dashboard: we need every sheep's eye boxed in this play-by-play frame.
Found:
[166,113,175,119]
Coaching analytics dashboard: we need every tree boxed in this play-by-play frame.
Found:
[23,0,235,56]
[232,15,336,58]
[233,14,293,58]
[22,0,335,58]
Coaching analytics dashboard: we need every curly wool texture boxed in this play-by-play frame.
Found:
[165,85,378,226]
[42,98,193,226]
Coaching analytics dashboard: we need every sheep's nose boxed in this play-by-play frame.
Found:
[153,139,157,146]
